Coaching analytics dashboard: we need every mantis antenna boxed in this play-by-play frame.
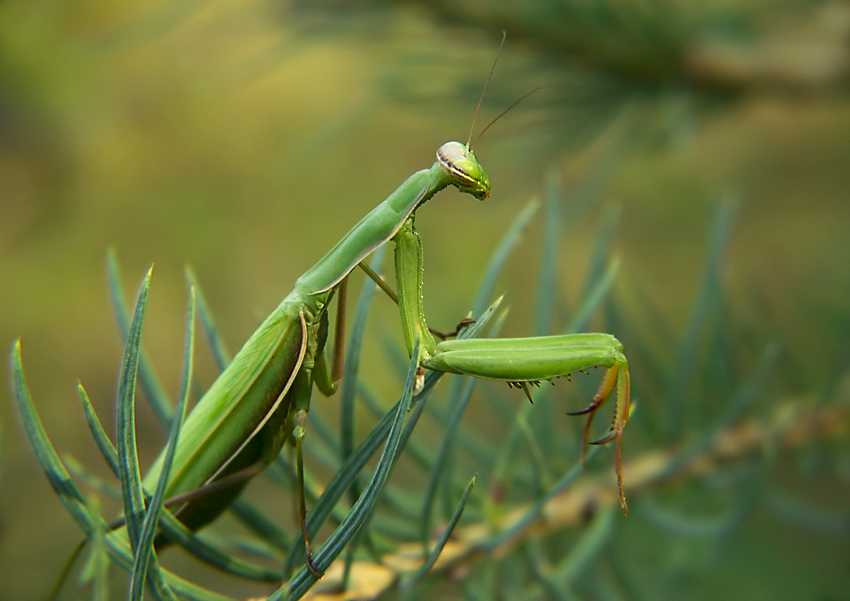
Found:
[466,31,507,149]
[472,87,541,151]
[465,31,541,151]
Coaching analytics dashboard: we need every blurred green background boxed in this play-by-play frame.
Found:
[2,0,849,599]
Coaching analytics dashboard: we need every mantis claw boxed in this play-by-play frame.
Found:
[589,430,619,446]
[429,317,478,340]
[305,551,324,579]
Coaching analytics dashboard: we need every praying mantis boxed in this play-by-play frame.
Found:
[136,35,631,572]
[13,35,631,586]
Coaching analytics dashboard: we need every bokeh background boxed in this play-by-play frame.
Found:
[2,1,849,599]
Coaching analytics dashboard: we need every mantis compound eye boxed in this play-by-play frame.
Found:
[437,141,491,200]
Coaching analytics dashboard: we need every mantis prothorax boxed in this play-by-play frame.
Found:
[131,34,631,576]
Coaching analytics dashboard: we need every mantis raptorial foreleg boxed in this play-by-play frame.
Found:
[391,215,632,512]
[425,336,630,511]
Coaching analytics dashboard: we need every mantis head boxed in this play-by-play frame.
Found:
[437,141,491,200]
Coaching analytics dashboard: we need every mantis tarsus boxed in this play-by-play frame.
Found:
[21,35,632,582]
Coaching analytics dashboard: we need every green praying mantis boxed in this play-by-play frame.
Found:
[135,36,631,574]
[14,35,631,584]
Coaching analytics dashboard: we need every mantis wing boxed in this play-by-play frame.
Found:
[142,296,308,531]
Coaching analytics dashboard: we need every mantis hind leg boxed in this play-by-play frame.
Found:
[292,408,322,577]
[281,355,325,577]
[293,283,349,577]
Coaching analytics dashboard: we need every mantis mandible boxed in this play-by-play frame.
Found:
[138,35,631,576]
